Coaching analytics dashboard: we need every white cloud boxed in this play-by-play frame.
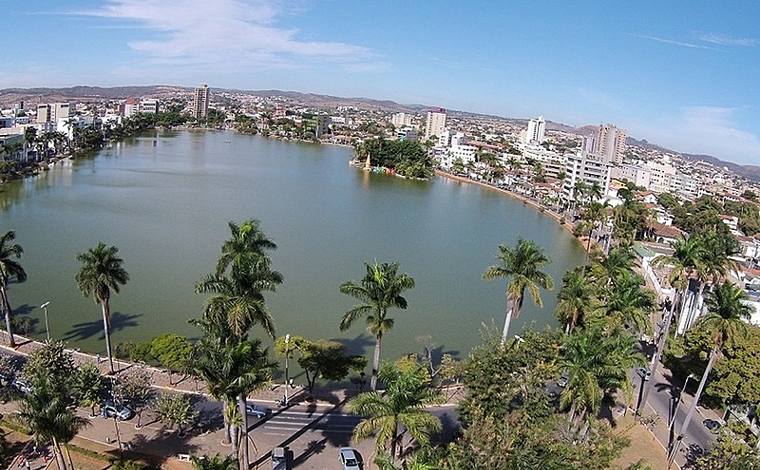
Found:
[76,0,378,72]
[627,106,760,166]
[634,34,715,50]
[697,33,758,47]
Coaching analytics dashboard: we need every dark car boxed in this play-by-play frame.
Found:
[101,400,134,420]
[703,419,722,433]
[272,446,288,470]
[246,402,271,418]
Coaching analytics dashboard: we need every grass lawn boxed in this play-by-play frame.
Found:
[614,413,670,469]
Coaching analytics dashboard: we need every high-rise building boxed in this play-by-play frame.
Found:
[37,104,50,124]
[524,115,546,144]
[123,98,139,117]
[391,113,413,128]
[595,124,626,163]
[563,152,611,202]
[36,103,70,125]
[193,84,210,119]
[424,108,446,140]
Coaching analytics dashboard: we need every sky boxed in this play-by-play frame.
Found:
[2,0,759,166]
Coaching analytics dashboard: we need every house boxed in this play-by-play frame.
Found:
[650,222,685,245]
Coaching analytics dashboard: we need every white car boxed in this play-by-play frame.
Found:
[338,447,361,470]
[246,402,271,418]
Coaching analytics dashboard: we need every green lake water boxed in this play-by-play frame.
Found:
[1,130,585,363]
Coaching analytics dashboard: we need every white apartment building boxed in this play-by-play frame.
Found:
[193,84,210,119]
[390,113,413,128]
[140,99,160,114]
[424,108,446,140]
[523,115,546,144]
[439,144,477,169]
[610,164,651,188]
[563,152,611,202]
[438,130,466,148]
[522,145,565,179]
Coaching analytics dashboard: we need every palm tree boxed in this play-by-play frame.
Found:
[196,266,278,340]
[194,337,275,468]
[19,374,89,470]
[560,326,645,432]
[191,454,238,470]
[482,238,554,342]
[340,261,415,391]
[555,269,593,334]
[215,219,280,278]
[580,201,609,271]
[0,230,26,347]
[589,246,637,287]
[669,281,752,465]
[349,362,442,462]
[590,271,655,335]
[75,242,129,374]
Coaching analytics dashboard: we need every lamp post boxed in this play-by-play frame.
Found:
[40,301,50,341]
[669,374,695,434]
[284,334,290,407]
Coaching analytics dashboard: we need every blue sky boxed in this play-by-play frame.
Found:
[3,1,759,166]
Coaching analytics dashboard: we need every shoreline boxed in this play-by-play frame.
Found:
[434,169,576,236]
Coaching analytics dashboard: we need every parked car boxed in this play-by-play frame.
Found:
[636,367,652,381]
[338,447,361,470]
[101,400,134,420]
[10,377,33,394]
[703,419,722,433]
[246,402,271,418]
[557,373,569,388]
[272,446,288,470]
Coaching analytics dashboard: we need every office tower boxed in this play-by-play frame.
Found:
[596,124,626,163]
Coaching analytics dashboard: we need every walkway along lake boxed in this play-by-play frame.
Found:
[1,130,585,362]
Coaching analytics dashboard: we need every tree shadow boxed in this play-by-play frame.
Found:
[62,311,143,342]
[292,439,327,468]
[330,334,375,357]
[122,424,202,467]
[683,441,706,467]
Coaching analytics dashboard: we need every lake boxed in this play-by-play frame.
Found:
[1,130,585,363]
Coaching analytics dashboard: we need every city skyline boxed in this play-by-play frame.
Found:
[2,0,759,166]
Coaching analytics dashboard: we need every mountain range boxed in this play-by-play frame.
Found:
[2,85,758,181]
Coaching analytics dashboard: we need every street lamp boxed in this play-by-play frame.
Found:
[284,334,290,407]
[40,302,50,341]
[669,374,695,433]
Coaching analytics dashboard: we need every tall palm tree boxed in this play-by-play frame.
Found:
[589,246,637,288]
[591,271,655,335]
[0,230,26,347]
[349,362,442,462]
[581,201,609,271]
[560,326,645,432]
[482,238,554,342]
[194,337,275,469]
[19,374,89,470]
[215,219,280,278]
[191,454,238,470]
[669,281,752,464]
[555,269,593,334]
[196,265,278,340]
[340,261,415,391]
[75,242,129,374]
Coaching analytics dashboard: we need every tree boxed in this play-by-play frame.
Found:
[349,362,442,462]
[0,230,27,347]
[482,238,554,342]
[75,242,130,374]
[154,392,197,436]
[113,367,153,428]
[340,261,416,391]
[71,363,105,416]
[555,269,593,334]
[150,334,192,385]
[669,281,753,464]
[191,454,238,470]
[19,374,89,470]
[23,340,76,390]
[590,271,656,336]
[691,424,760,469]
[296,339,367,393]
[560,326,645,431]
[589,246,637,287]
[741,190,758,202]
